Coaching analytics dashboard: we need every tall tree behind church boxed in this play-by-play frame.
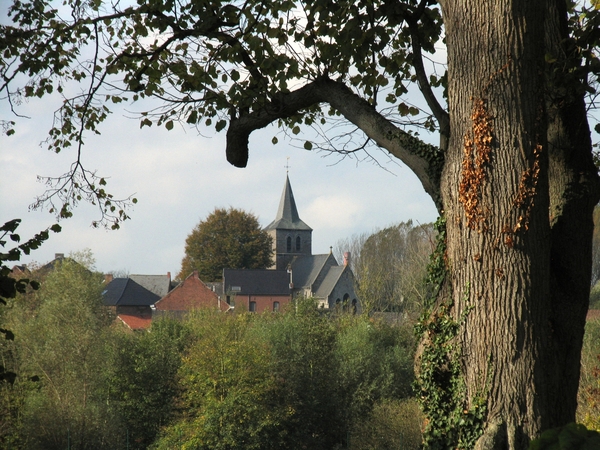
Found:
[178,208,273,281]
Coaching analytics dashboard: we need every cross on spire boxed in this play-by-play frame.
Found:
[285,156,291,174]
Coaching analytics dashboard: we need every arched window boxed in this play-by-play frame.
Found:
[296,236,301,251]
[249,301,257,312]
[286,236,292,252]
[343,293,350,312]
[273,301,280,312]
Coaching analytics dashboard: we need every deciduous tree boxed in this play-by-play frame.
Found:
[3,0,600,447]
[338,221,433,314]
[178,207,273,281]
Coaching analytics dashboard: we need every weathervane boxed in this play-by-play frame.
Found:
[285,156,291,174]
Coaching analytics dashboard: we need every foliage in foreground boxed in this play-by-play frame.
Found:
[1,269,418,450]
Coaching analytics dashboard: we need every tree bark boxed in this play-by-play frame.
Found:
[438,0,600,448]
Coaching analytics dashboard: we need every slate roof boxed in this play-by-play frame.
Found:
[129,274,171,297]
[102,274,172,306]
[223,269,291,296]
[289,253,337,289]
[314,265,345,299]
[264,175,312,231]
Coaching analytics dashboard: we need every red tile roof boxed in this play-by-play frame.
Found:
[118,313,152,330]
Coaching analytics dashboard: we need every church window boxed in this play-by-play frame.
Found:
[296,236,301,251]
[286,236,292,252]
[343,293,350,312]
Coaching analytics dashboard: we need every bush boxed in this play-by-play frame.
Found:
[349,398,423,450]
[577,320,600,431]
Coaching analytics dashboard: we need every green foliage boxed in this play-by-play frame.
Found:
[591,206,600,287]
[261,298,343,449]
[414,217,486,449]
[335,315,415,428]
[6,257,119,449]
[178,207,273,281]
[154,300,417,449]
[106,318,188,450]
[340,220,434,315]
[349,398,423,450]
[0,219,59,446]
[529,423,600,450]
[577,319,600,431]
[0,0,446,223]
[154,311,287,450]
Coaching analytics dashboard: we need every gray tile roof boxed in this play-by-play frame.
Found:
[289,254,337,289]
[102,278,160,306]
[314,266,345,299]
[264,175,312,231]
[129,275,172,297]
[223,269,291,295]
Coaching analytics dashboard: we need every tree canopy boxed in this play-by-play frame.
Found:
[178,207,273,281]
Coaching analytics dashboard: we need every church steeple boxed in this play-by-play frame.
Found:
[265,175,312,231]
[265,175,312,270]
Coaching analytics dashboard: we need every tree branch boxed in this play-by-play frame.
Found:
[226,77,443,208]
[407,2,450,150]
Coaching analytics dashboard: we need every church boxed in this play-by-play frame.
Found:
[101,174,360,329]
[223,175,359,314]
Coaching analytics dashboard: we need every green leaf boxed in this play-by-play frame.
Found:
[303,141,313,150]
[215,120,227,132]
[165,120,174,130]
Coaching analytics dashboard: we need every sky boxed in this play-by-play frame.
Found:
[0,9,441,277]
[1,95,439,276]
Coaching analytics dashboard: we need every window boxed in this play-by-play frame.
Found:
[286,236,292,252]
[296,236,301,251]
[249,301,257,312]
[273,301,280,312]
[343,293,350,312]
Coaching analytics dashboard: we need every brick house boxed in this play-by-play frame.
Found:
[153,270,230,319]
[223,268,291,313]
[102,273,173,330]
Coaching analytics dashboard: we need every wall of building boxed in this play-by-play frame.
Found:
[230,294,292,313]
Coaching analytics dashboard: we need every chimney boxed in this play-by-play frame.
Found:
[167,271,171,280]
[343,252,351,267]
[104,274,114,284]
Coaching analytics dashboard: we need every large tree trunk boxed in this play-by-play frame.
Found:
[436,0,600,448]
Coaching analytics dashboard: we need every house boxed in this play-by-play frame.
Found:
[153,270,230,320]
[224,174,360,313]
[102,273,173,330]
[223,268,291,312]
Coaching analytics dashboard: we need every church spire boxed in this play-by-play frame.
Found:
[265,175,312,231]
[265,174,313,270]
